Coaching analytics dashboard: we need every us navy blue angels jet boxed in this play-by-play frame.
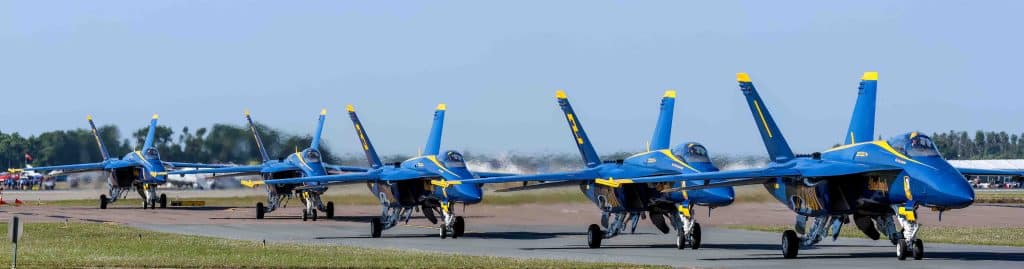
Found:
[167,109,368,221]
[623,72,1024,260]
[261,104,515,239]
[445,90,736,249]
[24,114,229,209]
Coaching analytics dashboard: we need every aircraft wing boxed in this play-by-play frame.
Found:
[23,162,108,172]
[164,162,232,169]
[452,168,602,185]
[167,165,264,175]
[955,167,1024,177]
[473,171,518,178]
[262,171,382,185]
[629,160,902,191]
[494,180,579,192]
[324,164,370,173]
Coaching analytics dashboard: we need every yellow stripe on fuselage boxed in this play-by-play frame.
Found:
[822,141,928,166]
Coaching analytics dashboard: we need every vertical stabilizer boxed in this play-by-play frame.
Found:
[244,110,272,163]
[844,72,878,144]
[736,73,795,162]
[555,90,602,167]
[86,115,111,160]
[649,90,677,150]
[347,105,383,169]
[422,104,446,156]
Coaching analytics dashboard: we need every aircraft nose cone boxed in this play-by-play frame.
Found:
[938,187,974,208]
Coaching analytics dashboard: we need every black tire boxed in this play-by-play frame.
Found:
[439,224,449,239]
[782,230,800,259]
[587,224,603,248]
[100,195,108,209]
[159,194,167,209]
[302,209,309,222]
[912,239,924,260]
[370,218,383,238]
[256,202,265,219]
[326,202,335,219]
[691,223,702,250]
[311,209,318,221]
[897,239,908,260]
[676,229,686,250]
[453,216,465,238]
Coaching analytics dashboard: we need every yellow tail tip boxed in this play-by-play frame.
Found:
[244,109,250,116]
[152,114,159,119]
[736,73,751,82]
[555,90,567,99]
[346,104,355,112]
[436,103,447,111]
[86,114,93,120]
[862,71,878,81]
[663,90,676,98]
[320,108,327,115]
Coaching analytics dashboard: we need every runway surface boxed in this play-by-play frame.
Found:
[6,189,1024,268]
[136,221,1024,269]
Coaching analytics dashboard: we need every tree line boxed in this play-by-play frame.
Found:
[2,127,1023,171]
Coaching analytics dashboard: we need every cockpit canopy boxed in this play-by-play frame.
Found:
[671,143,711,163]
[442,150,466,168]
[143,148,160,159]
[888,133,941,157]
[304,149,322,163]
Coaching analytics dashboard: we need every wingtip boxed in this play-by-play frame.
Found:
[346,104,355,112]
[663,90,676,98]
[862,71,878,81]
[436,103,446,111]
[736,73,751,82]
[320,108,327,115]
[555,90,567,99]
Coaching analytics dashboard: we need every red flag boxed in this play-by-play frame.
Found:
[24,153,32,162]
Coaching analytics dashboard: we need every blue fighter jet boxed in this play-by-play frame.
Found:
[23,114,229,209]
[167,109,369,221]
[261,104,515,239]
[445,90,736,249]
[623,72,1024,260]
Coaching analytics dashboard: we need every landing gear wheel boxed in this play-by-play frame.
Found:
[587,224,603,248]
[690,223,702,250]
[370,218,383,238]
[311,209,318,221]
[453,216,465,238]
[912,239,924,260]
[256,202,265,219]
[782,230,800,259]
[302,209,309,222]
[159,194,167,208]
[439,224,449,239]
[676,229,687,250]
[325,202,335,219]
[896,239,908,260]
[99,194,108,209]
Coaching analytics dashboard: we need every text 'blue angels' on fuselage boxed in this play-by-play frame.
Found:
[255,104,515,239]
[624,72,1024,260]
[167,109,369,221]
[447,90,736,249]
[23,114,229,209]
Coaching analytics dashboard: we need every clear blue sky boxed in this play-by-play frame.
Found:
[2,1,1021,156]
